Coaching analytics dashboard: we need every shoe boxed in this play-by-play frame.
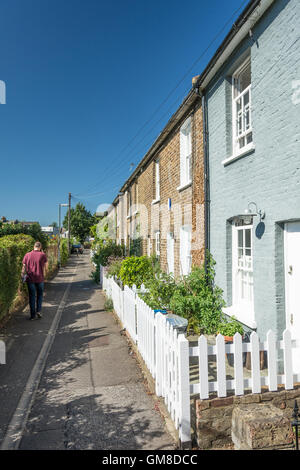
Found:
[29,316,38,321]
[37,312,42,319]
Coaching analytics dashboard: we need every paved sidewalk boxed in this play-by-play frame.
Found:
[0,252,176,450]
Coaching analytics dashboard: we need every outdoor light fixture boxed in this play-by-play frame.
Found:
[244,202,265,221]
[233,202,265,226]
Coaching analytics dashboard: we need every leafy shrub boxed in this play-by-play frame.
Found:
[60,239,69,266]
[0,234,35,320]
[93,241,125,267]
[119,256,153,288]
[218,316,244,337]
[142,270,176,309]
[0,222,48,249]
[45,243,58,279]
[169,253,225,335]
[106,257,124,279]
[104,297,114,311]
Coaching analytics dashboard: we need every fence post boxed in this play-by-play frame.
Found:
[198,335,209,400]
[250,332,261,394]
[267,330,277,392]
[216,334,226,398]
[178,333,191,448]
[233,332,244,396]
[155,313,163,397]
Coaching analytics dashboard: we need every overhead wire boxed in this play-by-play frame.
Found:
[73,0,249,199]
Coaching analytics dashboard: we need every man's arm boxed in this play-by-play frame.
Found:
[21,263,26,276]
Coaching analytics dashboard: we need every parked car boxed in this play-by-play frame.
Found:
[71,243,83,254]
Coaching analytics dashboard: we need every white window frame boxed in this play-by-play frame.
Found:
[180,225,192,276]
[231,57,254,161]
[152,160,160,204]
[229,223,255,326]
[178,117,192,190]
[167,232,174,275]
[155,231,160,257]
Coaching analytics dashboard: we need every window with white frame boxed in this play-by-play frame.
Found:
[155,231,160,257]
[232,58,253,156]
[179,117,192,187]
[232,224,254,314]
[155,160,160,201]
[180,225,191,276]
[167,232,174,275]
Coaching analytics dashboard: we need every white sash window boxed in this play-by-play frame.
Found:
[167,232,174,275]
[155,160,160,201]
[232,58,253,156]
[180,225,192,276]
[155,231,160,257]
[179,117,192,187]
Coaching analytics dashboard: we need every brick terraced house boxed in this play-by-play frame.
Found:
[112,88,206,277]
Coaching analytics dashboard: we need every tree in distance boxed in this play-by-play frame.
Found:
[63,203,95,244]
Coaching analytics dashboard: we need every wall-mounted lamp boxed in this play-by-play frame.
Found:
[244,202,265,221]
[233,202,265,226]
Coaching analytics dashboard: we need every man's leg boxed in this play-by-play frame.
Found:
[36,282,44,318]
[27,282,36,319]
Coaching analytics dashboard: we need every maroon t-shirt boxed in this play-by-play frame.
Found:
[22,250,48,283]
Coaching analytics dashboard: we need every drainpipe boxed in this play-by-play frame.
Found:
[192,80,210,276]
[202,93,210,275]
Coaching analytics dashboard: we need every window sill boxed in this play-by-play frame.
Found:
[177,181,192,192]
[222,144,255,166]
[151,198,160,205]
[223,306,257,330]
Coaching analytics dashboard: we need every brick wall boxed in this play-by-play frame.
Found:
[116,97,205,277]
[193,384,300,449]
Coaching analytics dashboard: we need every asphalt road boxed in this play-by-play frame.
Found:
[0,251,176,450]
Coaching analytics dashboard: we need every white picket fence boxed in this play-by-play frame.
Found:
[102,271,300,447]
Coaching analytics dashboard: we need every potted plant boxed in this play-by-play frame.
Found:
[218,316,244,342]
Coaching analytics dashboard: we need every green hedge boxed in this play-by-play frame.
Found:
[60,239,69,266]
[0,234,35,320]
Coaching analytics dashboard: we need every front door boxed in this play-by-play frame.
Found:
[284,221,300,372]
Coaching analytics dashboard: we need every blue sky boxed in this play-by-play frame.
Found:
[0,0,249,225]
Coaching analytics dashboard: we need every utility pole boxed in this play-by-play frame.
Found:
[68,192,71,254]
[58,203,68,267]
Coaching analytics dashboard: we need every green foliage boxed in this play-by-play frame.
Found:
[119,256,153,288]
[63,203,95,244]
[0,234,35,319]
[142,270,176,309]
[104,297,114,311]
[92,241,125,267]
[169,253,225,335]
[0,222,48,249]
[218,316,244,337]
[45,244,58,279]
[107,258,124,278]
[60,239,69,266]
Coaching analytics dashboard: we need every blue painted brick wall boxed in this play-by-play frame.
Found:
[206,0,300,340]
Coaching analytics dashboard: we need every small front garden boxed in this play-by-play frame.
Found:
[92,242,244,338]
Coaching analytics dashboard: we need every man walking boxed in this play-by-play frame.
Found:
[22,241,48,320]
